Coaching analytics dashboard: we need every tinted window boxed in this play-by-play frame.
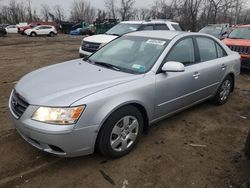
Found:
[196,37,217,62]
[216,43,227,58]
[154,24,169,30]
[166,38,195,66]
[171,24,182,31]
[142,25,154,30]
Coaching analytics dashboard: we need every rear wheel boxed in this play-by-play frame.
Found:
[211,75,233,105]
[245,131,250,159]
[30,32,36,37]
[96,106,143,158]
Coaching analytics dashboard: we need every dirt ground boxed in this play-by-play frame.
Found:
[0,34,250,188]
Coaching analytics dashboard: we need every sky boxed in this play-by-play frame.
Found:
[0,0,160,13]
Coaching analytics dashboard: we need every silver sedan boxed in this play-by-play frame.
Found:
[9,31,241,158]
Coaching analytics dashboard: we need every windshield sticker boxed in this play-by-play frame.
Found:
[146,39,166,46]
[132,64,145,71]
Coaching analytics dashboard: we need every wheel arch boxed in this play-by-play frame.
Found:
[227,72,235,92]
[99,101,150,134]
[94,101,150,152]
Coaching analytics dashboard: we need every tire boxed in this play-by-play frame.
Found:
[49,32,56,37]
[30,32,36,37]
[96,106,144,158]
[245,131,250,159]
[211,75,233,105]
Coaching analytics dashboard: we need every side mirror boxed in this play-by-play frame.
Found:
[161,61,185,72]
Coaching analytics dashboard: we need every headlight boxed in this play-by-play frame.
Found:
[32,106,85,125]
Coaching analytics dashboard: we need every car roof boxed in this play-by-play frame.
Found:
[125,30,219,40]
[36,25,53,27]
[125,30,184,40]
[120,20,179,25]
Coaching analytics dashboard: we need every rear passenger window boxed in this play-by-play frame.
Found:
[142,25,154,30]
[196,37,217,62]
[216,43,227,58]
[154,24,169,30]
[166,38,195,66]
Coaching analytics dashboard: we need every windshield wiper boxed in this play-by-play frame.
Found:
[94,61,122,71]
[106,33,120,36]
[228,37,244,39]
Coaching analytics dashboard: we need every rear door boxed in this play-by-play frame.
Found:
[192,36,228,99]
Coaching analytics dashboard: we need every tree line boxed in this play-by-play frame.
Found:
[0,0,249,31]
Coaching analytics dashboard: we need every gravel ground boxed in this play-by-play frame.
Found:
[0,34,249,188]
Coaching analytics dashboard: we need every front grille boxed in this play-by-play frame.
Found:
[81,41,101,53]
[10,90,29,118]
[227,45,250,55]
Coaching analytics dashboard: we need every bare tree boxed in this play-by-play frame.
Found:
[70,0,96,23]
[105,0,117,19]
[119,0,135,21]
[40,4,50,21]
[53,5,65,21]
[150,0,174,19]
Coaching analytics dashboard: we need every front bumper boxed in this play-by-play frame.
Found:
[9,95,99,157]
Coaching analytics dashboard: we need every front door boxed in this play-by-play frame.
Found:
[155,37,200,118]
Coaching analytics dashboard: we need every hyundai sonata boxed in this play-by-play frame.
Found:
[9,31,240,158]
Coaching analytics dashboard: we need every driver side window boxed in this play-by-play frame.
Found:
[166,38,195,66]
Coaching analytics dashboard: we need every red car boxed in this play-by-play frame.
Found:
[223,25,250,69]
[18,22,58,35]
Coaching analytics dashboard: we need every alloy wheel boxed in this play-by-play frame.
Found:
[110,116,139,152]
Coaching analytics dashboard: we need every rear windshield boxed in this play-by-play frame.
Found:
[199,26,223,37]
[171,24,182,31]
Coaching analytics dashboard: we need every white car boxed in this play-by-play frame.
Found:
[79,20,182,58]
[5,25,18,34]
[25,25,57,37]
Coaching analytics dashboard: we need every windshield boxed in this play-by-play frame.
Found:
[199,26,222,36]
[228,27,250,39]
[106,23,142,36]
[88,36,169,74]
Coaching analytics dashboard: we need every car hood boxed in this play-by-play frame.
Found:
[15,59,142,106]
[83,34,118,44]
[223,38,250,47]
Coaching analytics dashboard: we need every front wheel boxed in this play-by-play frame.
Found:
[211,75,233,105]
[49,32,56,37]
[30,32,36,37]
[96,106,143,158]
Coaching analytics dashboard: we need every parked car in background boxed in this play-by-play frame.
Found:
[5,25,18,34]
[0,26,7,37]
[9,31,240,158]
[24,25,57,37]
[18,22,57,35]
[199,24,230,40]
[223,25,250,69]
[79,20,182,58]
[245,131,250,159]
[0,24,9,28]
[70,28,92,36]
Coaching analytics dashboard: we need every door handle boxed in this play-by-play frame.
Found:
[221,64,227,70]
[193,72,200,79]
